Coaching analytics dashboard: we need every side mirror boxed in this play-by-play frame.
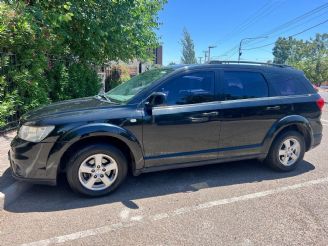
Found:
[145,92,166,115]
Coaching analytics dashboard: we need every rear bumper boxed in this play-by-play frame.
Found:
[310,133,322,150]
[9,137,57,186]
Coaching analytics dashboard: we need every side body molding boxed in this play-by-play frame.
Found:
[261,115,313,155]
[46,123,145,181]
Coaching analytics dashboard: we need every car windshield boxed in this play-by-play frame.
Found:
[105,68,174,103]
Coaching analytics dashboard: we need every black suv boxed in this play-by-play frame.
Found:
[9,61,324,196]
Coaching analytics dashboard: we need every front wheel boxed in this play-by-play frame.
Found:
[265,131,305,171]
[66,144,128,197]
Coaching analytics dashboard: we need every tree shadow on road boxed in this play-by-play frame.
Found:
[4,159,315,213]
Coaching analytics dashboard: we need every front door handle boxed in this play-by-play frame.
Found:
[202,111,219,117]
[266,106,281,110]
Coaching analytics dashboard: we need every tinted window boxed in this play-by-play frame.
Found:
[271,74,312,96]
[223,71,268,100]
[156,71,215,105]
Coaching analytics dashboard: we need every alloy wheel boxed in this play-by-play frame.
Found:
[78,154,118,191]
[278,138,301,166]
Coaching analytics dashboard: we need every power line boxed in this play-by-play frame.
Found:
[243,18,328,51]
[219,0,281,45]
[245,3,328,47]
[218,0,281,57]
[231,1,286,41]
[222,2,328,58]
[262,2,328,37]
[247,11,328,48]
[238,36,268,61]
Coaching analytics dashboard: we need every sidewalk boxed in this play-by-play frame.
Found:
[0,131,16,191]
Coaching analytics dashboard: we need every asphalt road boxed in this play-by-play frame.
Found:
[0,108,328,246]
[319,91,328,103]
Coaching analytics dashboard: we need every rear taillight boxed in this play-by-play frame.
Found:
[316,97,325,111]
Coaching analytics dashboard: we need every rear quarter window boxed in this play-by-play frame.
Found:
[271,73,314,96]
[223,71,268,100]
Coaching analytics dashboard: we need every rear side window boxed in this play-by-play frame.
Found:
[271,74,312,96]
[223,71,268,100]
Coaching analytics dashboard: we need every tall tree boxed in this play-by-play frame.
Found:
[0,0,167,127]
[291,34,328,85]
[273,37,294,64]
[273,33,328,85]
[181,28,197,64]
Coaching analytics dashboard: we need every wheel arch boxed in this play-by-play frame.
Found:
[46,123,144,181]
[59,136,136,174]
[262,115,313,155]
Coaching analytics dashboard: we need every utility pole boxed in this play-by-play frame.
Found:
[198,57,203,64]
[203,50,208,63]
[208,45,217,62]
[238,36,268,62]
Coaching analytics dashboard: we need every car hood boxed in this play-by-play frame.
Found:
[22,96,116,123]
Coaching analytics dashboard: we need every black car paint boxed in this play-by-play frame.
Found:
[9,64,323,185]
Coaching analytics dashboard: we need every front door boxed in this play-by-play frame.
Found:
[142,70,221,167]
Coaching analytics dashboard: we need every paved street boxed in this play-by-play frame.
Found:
[0,107,327,246]
[320,91,328,103]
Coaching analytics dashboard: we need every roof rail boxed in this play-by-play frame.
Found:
[208,60,292,68]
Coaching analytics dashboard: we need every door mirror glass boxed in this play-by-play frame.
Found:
[145,92,166,115]
[146,92,166,107]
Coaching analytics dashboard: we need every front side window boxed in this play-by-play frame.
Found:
[156,71,215,106]
[223,71,268,100]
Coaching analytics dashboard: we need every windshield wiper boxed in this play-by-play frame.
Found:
[96,93,112,102]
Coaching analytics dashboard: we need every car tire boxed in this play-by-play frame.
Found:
[265,130,305,171]
[66,144,128,197]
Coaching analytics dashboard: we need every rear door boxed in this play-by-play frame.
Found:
[218,69,283,159]
[268,72,322,142]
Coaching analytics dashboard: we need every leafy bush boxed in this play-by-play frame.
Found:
[105,65,131,92]
[0,0,165,128]
[47,62,101,101]
[0,76,17,127]
[65,63,101,99]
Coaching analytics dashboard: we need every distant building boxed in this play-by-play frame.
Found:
[153,45,163,65]
[97,46,163,91]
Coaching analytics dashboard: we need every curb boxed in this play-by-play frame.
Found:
[0,182,32,210]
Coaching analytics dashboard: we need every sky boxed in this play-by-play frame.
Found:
[157,0,328,65]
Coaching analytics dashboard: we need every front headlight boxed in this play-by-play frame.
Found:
[18,125,55,142]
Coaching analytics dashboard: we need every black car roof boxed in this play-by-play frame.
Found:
[167,62,303,75]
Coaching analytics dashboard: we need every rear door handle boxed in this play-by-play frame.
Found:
[202,111,219,116]
[266,106,281,110]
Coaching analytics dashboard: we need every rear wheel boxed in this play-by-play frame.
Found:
[265,131,305,171]
[66,144,128,197]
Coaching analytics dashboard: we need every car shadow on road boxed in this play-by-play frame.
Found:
[0,168,16,191]
[4,159,315,213]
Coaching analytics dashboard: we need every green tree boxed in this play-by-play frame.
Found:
[181,28,197,64]
[0,0,166,128]
[273,37,307,64]
[272,33,328,85]
[273,37,292,64]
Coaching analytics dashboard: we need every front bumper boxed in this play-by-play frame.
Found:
[9,136,57,186]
